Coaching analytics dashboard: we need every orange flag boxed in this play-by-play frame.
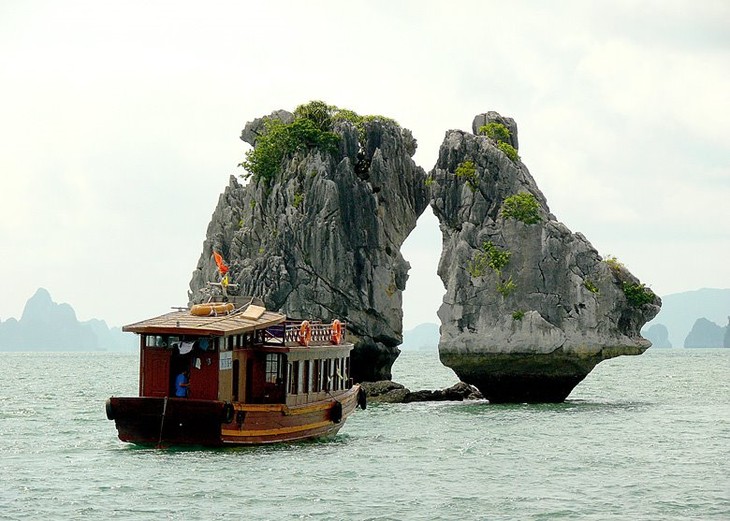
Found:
[213,251,229,275]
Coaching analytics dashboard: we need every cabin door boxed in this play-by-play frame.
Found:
[142,347,171,397]
[188,351,219,400]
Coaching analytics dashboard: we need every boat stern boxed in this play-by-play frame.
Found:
[106,397,227,446]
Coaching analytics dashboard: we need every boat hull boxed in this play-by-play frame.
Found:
[107,386,360,447]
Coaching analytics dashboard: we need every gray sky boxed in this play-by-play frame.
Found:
[1,1,728,330]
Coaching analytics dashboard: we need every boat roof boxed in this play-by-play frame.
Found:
[123,304,286,337]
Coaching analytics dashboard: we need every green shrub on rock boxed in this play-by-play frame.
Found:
[455,160,479,191]
[478,122,519,162]
[293,100,333,132]
[497,142,520,162]
[583,279,599,294]
[333,109,398,144]
[501,192,541,224]
[604,255,624,272]
[622,282,655,308]
[240,117,339,184]
[240,100,399,184]
[478,122,511,143]
[466,241,511,278]
[497,276,516,297]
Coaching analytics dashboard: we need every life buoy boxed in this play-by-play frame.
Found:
[330,319,343,345]
[190,302,234,317]
[330,400,343,423]
[357,387,367,410]
[221,402,235,424]
[298,320,312,346]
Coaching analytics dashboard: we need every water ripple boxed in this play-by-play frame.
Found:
[0,350,728,520]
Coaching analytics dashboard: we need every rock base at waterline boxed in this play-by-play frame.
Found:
[440,352,603,403]
[360,381,483,403]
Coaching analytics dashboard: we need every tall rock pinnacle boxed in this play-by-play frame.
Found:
[429,112,661,402]
[189,103,429,381]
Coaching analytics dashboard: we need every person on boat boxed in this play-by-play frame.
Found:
[175,370,190,398]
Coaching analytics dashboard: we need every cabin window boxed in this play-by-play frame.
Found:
[146,335,166,347]
[340,358,346,389]
[328,359,335,391]
[333,358,340,390]
[288,361,300,394]
[323,359,331,391]
[303,360,311,394]
[232,359,240,402]
[227,336,234,350]
[312,359,321,392]
[335,358,342,390]
[265,354,281,384]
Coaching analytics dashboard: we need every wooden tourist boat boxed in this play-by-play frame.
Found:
[106,296,365,446]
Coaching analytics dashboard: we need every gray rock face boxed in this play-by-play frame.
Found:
[189,110,429,381]
[240,110,295,147]
[359,380,483,403]
[430,112,661,402]
[472,111,518,150]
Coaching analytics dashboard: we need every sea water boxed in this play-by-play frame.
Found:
[0,349,728,520]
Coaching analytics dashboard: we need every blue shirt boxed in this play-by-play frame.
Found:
[175,373,189,397]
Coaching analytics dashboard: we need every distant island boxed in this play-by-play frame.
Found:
[401,323,439,351]
[683,317,729,348]
[642,288,730,348]
[0,288,136,352]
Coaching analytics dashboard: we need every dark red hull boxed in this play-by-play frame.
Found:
[107,386,360,447]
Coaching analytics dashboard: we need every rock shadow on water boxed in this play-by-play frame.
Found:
[447,398,651,419]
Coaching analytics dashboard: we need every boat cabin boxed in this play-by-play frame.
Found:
[122,299,353,409]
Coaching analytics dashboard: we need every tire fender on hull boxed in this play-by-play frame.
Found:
[357,387,367,410]
[221,402,235,424]
[330,401,343,423]
[105,398,115,420]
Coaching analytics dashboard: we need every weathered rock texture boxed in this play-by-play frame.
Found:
[360,381,483,403]
[430,111,661,403]
[189,110,429,381]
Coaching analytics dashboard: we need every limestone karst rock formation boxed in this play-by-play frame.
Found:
[189,103,660,400]
[189,105,429,381]
[429,112,661,402]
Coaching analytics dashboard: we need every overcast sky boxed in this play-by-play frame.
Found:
[1,1,728,330]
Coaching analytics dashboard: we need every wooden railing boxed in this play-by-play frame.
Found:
[264,320,349,347]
